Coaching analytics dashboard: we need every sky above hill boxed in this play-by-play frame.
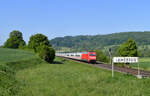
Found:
[0,0,150,45]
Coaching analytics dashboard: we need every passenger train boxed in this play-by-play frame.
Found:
[56,52,96,63]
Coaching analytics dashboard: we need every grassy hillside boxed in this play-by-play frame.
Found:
[0,48,41,96]
[0,48,35,63]
[1,48,150,96]
[51,32,150,52]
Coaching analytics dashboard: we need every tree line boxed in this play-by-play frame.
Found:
[51,32,150,58]
[51,32,150,51]
[3,30,55,63]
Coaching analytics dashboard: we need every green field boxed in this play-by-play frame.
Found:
[132,58,150,71]
[0,48,35,63]
[1,48,150,96]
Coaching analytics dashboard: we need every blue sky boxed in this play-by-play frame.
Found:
[0,0,150,45]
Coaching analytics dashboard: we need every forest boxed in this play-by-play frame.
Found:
[51,31,150,57]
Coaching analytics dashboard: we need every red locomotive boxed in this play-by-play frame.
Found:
[81,52,96,62]
[56,52,96,63]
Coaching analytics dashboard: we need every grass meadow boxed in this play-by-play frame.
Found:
[1,48,150,96]
[132,58,150,71]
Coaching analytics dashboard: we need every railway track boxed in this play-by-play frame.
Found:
[93,63,150,77]
[58,56,150,78]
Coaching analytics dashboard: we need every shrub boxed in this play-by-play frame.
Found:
[95,50,109,63]
[37,45,55,63]
[28,34,51,52]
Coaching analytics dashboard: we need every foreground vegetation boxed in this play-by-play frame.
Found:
[1,48,150,96]
[0,48,36,95]
[16,57,150,96]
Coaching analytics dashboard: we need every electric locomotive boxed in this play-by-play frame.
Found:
[56,52,96,63]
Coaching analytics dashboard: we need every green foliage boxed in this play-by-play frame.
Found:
[28,34,50,52]
[19,42,27,49]
[95,50,109,62]
[51,32,150,51]
[118,38,138,57]
[117,38,138,67]
[4,30,26,49]
[37,45,55,63]
[10,30,23,38]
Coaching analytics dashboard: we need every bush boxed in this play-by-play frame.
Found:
[37,45,55,63]
[28,34,51,52]
[95,50,109,63]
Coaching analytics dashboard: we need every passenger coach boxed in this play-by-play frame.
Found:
[56,52,96,63]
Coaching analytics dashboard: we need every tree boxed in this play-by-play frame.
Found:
[28,34,51,52]
[118,38,138,57]
[4,30,26,49]
[10,30,23,38]
[117,38,138,67]
[37,44,55,63]
[95,50,109,62]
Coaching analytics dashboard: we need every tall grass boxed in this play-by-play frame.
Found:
[0,48,42,96]
[1,48,150,96]
[16,57,150,96]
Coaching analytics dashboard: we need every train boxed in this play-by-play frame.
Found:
[56,52,97,63]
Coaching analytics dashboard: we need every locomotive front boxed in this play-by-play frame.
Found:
[88,52,96,63]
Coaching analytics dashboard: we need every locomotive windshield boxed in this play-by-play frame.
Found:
[90,54,96,56]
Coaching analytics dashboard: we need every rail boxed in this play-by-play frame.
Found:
[57,56,150,78]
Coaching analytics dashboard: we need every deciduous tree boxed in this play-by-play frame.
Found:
[4,30,26,49]
[118,38,138,57]
[28,34,50,52]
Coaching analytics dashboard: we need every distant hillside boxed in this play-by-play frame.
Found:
[51,32,150,51]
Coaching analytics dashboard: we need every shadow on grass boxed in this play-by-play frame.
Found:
[51,61,64,64]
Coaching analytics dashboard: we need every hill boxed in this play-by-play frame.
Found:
[51,31,150,52]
